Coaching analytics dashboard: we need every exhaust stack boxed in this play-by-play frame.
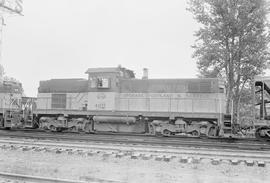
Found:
[142,68,148,79]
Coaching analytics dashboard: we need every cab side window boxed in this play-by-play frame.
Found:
[89,77,110,88]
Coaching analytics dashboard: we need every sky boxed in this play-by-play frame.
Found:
[1,0,200,96]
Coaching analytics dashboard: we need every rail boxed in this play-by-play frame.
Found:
[0,172,85,183]
[0,130,269,152]
[0,172,122,183]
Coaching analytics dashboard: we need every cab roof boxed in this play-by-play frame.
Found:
[85,67,119,74]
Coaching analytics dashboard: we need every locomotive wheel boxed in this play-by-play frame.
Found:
[56,127,63,132]
[255,126,270,141]
[70,126,77,132]
[191,130,199,137]
[49,125,56,132]
[42,126,49,131]
[162,129,171,137]
[155,132,163,137]
[199,126,207,135]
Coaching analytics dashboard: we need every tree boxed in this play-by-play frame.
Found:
[188,0,270,128]
[118,65,136,78]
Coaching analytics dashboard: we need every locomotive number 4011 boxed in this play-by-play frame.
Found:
[95,103,106,110]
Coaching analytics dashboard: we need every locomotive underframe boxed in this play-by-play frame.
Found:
[34,109,222,137]
[34,109,222,121]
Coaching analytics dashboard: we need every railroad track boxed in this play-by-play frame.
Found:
[0,129,270,169]
[0,172,83,183]
[0,130,269,183]
[0,129,269,151]
[0,133,269,167]
[0,172,122,183]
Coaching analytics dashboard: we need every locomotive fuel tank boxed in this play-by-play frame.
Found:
[93,116,136,124]
[93,116,145,133]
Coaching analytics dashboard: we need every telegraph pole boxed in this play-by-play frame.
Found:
[0,0,23,83]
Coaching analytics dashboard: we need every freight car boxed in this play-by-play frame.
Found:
[34,66,231,137]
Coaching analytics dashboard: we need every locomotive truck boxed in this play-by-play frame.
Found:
[1,66,270,140]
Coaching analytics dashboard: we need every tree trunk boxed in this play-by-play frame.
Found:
[232,94,240,133]
[226,86,232,114]
[226,61,234,114]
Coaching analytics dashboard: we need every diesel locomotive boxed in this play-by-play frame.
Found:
[0,79,35,129]
[35,66,228,137]
[0,66,269,139]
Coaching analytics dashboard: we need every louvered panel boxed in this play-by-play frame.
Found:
[199,81,212,93]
